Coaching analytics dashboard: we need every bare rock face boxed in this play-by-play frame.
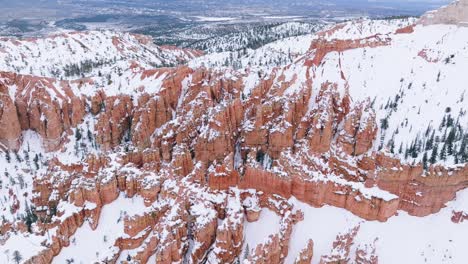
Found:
[373,153,468,217]
[95,95,133,150]
[208,153,240,190]
[336,101,377,156]
[295,240,314,264]
[451,211,468,223]
[0,83,22,150]
[420,0,468,26]
[320,226,360,264]
[0,72,87,151]
[302,83,339,154]
[306,35,391,67]
[208,191,244,263]
[240,166,292,199]
[354,241,378,264]
[246,201,301,264]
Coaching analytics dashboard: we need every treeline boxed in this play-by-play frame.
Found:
[386,108,467,168]
[189,21,323,53]
[61,57,117,78]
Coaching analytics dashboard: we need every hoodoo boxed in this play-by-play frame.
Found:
[0,1,467,263]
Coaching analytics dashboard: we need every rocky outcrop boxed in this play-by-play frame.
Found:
[372,153,468,217]
[2,6,468,264]
[95,95,133,150]
[0,72,87,151]
[0,84,22,150]
[306,35,391,67]
[246,208,301,264]
[295,240,314,264]
[320,226,360,264]
[208,191,244,263]
[452,211,468,223]
[419,0,468,26]
[354,241,378,264]
[336,101,377,156]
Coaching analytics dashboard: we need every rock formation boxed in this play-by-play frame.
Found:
[0,2,467,263]
[420,0,468,26]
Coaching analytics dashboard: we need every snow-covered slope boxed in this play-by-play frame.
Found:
[0,31,201,79]
[0,3,467,264]
[187,21,325,54]
[313,23,468,166]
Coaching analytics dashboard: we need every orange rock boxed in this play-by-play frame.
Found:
[295,240,314,264]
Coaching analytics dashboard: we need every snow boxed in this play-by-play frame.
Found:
[0,233,47,264]
[263,16,304,20]
[313,23,468,164]
[0,30,197,87]
[243,208,281,258]
[52,194,147,264]
[0,14,466,264]
[286,189,468,264]
[194,16,237,22]
[323,18,416,41]
[189,24,322,70]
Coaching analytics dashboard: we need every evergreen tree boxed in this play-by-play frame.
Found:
[446,128,456,155]
[389,140,395,154]
[5,150,11,163]
[13,250,22,264]
[75,129,82,141]
[380,117,389,130]
[439,144,447,161]
[24,203,38,233]
[425,130,435,151]
[459,134,467,163]
[14,151,22,163]
[244,244,250,260]
[430,144,438,164]
[439,116,446,130]
[446,114,454,127]
[33,154,39,170]
[422,152,428,170]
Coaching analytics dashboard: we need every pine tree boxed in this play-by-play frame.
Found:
[439,144,447,161]
[380,117,389,130]
[422,152,428,170]
[5,150,11,163]
[24,203,38,233]
[439,116,446,130]
[425,130,435,151]
[430,144,438,164]
[244,244,250,260]
[459,134,467,163]
[75,129,82,141]
[446,128,456,155]
[13,250,22,264]
[446,114,454,127]
[389,140,395,154]
[33,154,39,170]
[14,151,22,163]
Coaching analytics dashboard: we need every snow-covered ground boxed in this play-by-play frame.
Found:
[53,194,147,264]
[243,208,282,255]
[0,11,467,264]
[193,16,237,22]
[287,189,468,264]
[315,23,468,164]
[0,30,196,80]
